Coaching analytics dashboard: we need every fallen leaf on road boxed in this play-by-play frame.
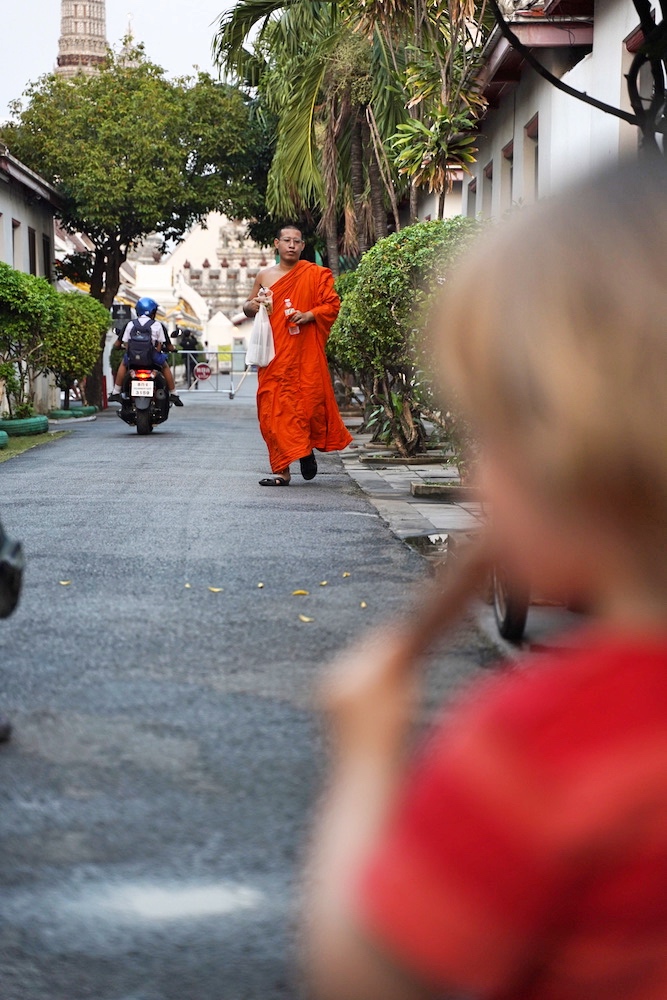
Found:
[320,581,328,586]
[257,582,264,589]
[208,587,223,593]
[184,583,192,589]
[298,614,314,623]
[59,580,71,586]
[342,572,351,578]
[360,601,367,608]
[292,589,309,596]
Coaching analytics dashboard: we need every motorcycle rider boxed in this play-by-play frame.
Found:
[108,297,183,405]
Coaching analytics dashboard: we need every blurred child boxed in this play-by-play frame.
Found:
[302,160,667,1000]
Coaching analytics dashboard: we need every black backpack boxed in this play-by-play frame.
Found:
[126,319,156,368]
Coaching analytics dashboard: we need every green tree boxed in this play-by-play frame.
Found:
[214,0,491,256]
[0,262,63,417]
[214,0,409,271]
[43,294,110,409]
[328,216,480,456]
[1,42,266,404]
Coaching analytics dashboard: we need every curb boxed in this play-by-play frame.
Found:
[48,415,97,426]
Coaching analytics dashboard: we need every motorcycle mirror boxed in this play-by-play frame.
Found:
[0,520,24,619]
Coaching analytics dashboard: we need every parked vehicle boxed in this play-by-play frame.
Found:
[117,366,172,435]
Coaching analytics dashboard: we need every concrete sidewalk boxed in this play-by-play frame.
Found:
[342,429,481,541]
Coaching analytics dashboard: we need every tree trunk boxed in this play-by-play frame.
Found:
[362,115,387,244]
[325,214,339,277]
[350,114,369,256]
[86,242,124,408]
[321,96,340,277]
[410,182,419,224]
[89,249,105,300]
[438,188,446,220]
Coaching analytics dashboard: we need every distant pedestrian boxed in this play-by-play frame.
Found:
[243,225,352,487]
[180,329,200,388]
[303,159,667,1000]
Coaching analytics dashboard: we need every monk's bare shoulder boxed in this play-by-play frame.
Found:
[259,264,284,289]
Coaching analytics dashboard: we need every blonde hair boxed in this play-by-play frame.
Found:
[434,159,667,547]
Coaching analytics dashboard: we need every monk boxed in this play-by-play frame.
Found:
[243,225,353,486]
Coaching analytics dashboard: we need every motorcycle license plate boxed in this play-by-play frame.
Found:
[131,381,153,397]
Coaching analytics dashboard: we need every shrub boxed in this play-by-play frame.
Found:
[328,216,481,456]
[0,263,63,416]
[43,294,110,408]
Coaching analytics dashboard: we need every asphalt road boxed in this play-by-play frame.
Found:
[0,384,498,1000]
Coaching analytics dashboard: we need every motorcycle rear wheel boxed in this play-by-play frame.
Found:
[136,409,152,435]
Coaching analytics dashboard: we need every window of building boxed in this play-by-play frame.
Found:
[468,180,478,217]
[42,235,53,281]
[501,141,514,213]
[482,161,493,218]
[523,114,539,204]
[28,228,37,275]
[11,220,20,269]
[467,179,477,219]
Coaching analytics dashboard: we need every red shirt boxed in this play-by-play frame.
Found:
[357,630,667,999]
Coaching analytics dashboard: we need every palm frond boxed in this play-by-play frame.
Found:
[266,53,328,215]
[212,0,289,78]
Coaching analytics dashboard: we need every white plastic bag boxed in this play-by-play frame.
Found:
[245,304,275,368]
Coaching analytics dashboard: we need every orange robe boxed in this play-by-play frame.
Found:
[257,260,353,472]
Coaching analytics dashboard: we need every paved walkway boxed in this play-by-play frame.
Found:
[0,392,494,1000]
[342,428,482,540]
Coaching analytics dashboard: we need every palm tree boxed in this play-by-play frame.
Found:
[345,0,491,218]
[213,0,491,260]
[213,0,409,272]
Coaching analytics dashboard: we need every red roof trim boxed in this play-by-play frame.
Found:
[477,19,593,102]
[625,23,649,54]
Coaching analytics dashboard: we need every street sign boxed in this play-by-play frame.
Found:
[194,362,212,381]
[112,304,132,321]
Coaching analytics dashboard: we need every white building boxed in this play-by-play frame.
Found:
[464,0,644,218]
[415,170,464,221]
[125,212,270,354]
[0,145,61,279]
[0,145,63,413]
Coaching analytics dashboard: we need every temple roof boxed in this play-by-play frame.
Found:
[477,5,594,106]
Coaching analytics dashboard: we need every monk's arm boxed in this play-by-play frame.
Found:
[243,274,265,318]
[310,268,340,338]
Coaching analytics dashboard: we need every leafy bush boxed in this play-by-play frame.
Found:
[43,294,109,407]
[327,216,480,456]
[0,263,63,416]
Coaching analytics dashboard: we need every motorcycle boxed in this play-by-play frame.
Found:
[117,366,171,435]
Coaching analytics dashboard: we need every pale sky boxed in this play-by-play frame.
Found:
[0,0,235,123]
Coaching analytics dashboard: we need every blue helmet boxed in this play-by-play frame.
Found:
[136,297,158,318]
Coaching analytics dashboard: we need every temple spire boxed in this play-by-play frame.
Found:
[57,0,108,78]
